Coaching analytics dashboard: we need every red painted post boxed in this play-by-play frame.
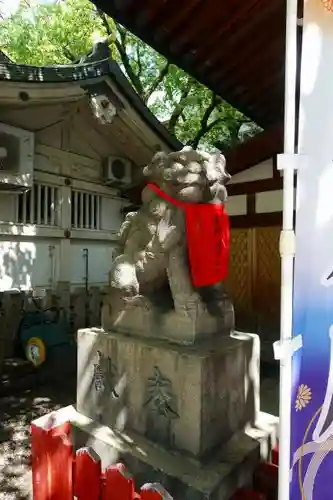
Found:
[253,462,279,500]
[140,483,173,500]
[74,447,102,500]
[31,412,73,500]
[271,445,279,466]
[103,463,135,500]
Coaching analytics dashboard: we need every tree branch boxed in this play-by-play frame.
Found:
[167,79,194,133]
[189,93,220,149]
[117,21,127,50]
[63,45,76,62]
[97,10,144,97]
[143,62,170,103]
[115,39,144,97]
[136,45,142,78]
[213,120,249,151]
[97,8,111,34]
[205,117,223,134]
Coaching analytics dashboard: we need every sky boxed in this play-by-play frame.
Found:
[0,0,56,18]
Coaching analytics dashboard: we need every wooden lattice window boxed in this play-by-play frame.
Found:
[17,183,59,226]
[71,189,101,230]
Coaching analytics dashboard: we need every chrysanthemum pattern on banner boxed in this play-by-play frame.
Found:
[295,384,312,411]
[322,0,333,12]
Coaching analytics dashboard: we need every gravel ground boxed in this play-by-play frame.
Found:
[0,379,76,500]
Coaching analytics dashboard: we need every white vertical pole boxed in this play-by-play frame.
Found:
[36,184,42,225]
[58,184,71,286]
[278,0,299,499]
[85,193,89,230]
[74,191,78,228]
[30,186,35,224]
[44,186,49,225]
[96,196,101,230]
[50,187,55,226]
[79,192,84,229]
[22,191,27,224]
[90,194,95,230]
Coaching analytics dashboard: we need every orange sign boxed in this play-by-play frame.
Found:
[26,337,46,367]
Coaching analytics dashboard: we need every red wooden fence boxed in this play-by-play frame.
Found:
[31,406,279,500]
[31,408,172,500]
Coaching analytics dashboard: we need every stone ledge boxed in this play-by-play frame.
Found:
[78,326,256,355]
[71,406,260,500]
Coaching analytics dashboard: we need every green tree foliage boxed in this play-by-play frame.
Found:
[0,0,262,151]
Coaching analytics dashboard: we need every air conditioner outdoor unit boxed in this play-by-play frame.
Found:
[0,122,34,192]
[103,156,132,188]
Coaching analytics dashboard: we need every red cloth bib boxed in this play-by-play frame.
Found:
[147,183,230,288]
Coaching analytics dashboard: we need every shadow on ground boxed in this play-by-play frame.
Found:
[0,378,76,500]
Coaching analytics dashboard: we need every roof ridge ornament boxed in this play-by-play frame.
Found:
[90,94,117,125]
[78,40,111,65]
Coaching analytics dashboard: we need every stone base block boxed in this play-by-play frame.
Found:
[72,414,260,500]
[101,293,234,344]
[77,328,260,461]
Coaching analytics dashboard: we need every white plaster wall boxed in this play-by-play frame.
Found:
[0,193,17,222]
[100,197,123,232]
[69,241,115,288]
[255,188,297,214]
[0,234,118,291]
[226,195,247,216]
[229,158,274,184]
[0,238,60,290]
[255,190,283,213]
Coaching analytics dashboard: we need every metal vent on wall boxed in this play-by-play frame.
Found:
[103,156,132,187]
[0,132,20,171]
[111,159,126,180]
[0,122,34,191]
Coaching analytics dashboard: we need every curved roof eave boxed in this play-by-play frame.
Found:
[0,55,182,152]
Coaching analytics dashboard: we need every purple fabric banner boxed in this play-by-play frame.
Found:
[290,2,333,499]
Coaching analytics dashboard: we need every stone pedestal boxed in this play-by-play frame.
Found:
[76,327,263,498]
[77,328,259,460]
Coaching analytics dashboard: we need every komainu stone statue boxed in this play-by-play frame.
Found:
[102,146,234,343]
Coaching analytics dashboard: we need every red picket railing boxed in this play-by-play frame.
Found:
[271,445,279,466]
[31,408,172,500]
[31,406,279,500]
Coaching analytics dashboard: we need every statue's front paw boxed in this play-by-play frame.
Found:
[124,295,151,310]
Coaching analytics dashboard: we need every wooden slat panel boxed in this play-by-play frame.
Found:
[254,225,281,330]
[226,228,253,321]
[226,225,281,334]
